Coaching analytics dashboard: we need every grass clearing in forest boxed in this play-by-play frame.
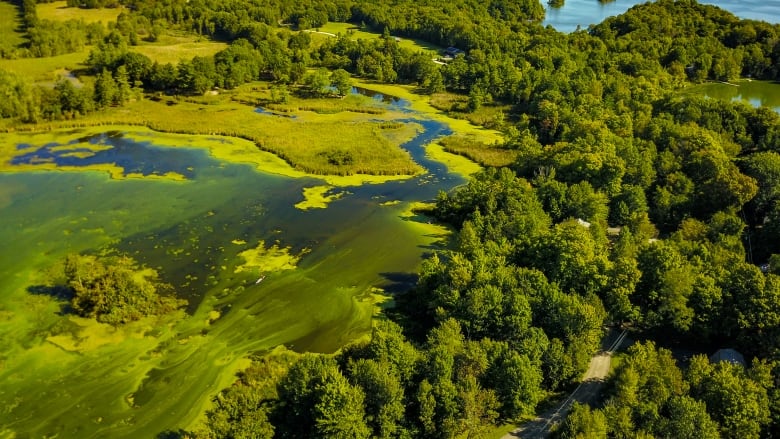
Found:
[36,1,122,24]
[132,40,228,65]
[0,50,90,81]
[0,1,25,53]
[311,22,443,56]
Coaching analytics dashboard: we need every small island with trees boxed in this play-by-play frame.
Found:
[53,253,187,325]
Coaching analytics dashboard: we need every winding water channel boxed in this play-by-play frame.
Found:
[0,93,464,437]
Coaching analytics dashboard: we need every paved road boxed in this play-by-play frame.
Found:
[501,330,628,439]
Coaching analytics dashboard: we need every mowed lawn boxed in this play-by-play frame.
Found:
[312,22,443,56]
[36,1,122,24]
[0,0,25,52]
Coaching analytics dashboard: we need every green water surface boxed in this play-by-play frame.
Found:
[0,129,451,437]
[685,79,780,113]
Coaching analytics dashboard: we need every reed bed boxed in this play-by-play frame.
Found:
[2,97,424,176]
[438,134,518,168]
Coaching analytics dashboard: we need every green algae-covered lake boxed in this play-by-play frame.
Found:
[685,79,780,113]
[0,107,463,436]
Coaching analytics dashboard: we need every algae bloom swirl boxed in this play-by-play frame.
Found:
[0,85,492,437]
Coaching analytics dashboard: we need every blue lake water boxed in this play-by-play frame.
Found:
[542,0,780,33]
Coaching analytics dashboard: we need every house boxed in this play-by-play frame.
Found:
[444,47,464,57]
[709,348,746,367]
[576,218,591,228]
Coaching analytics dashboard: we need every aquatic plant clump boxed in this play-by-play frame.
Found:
[56,253,187,325]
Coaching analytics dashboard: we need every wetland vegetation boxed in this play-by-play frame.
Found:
[1,0,780,438]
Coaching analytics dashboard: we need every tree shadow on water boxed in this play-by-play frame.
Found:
[26,284,74,314]
[379,272,418,295]
[156,430,192,439]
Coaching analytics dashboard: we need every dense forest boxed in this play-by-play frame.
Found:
[2,0,780,437]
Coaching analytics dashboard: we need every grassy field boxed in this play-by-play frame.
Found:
[132,38,228,65]
[36,1,122,24]
[0,0,25,54]
[0,49,90,81]
[311,22,443,56]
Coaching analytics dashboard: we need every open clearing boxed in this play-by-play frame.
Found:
[0,0,25,53]
[0,50,89,81]
[132,39,229,65]
[36,1,122,24]
[313,22,443,55]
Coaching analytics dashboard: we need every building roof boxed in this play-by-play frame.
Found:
[709,348,746,366]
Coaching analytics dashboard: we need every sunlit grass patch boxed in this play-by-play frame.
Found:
[353,79,505,144]
[2,95,425,177]
[430,91,512,128]
[36,1,122,24]
[132,40,228,65]
[0,0,25,53]
[438,134,518,167]
[314,22,443,55]
[0,50,89,81]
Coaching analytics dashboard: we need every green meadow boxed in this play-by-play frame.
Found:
[36,1,123,24]
[0,49,89,81]
[0,0,24,54]
[131,34,229,65]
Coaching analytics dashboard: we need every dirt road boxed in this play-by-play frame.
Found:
[501,330,627,439]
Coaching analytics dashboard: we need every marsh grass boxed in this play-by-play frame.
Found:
[425,142,482,177]
[36,1,122,24]
[439,134,518,167]
[0,0,25,54]
[429,91,512,128]
[232,84,387,115]
[2,94,423,176]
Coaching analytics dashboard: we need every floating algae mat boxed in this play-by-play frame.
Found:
[0,114,464,437]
